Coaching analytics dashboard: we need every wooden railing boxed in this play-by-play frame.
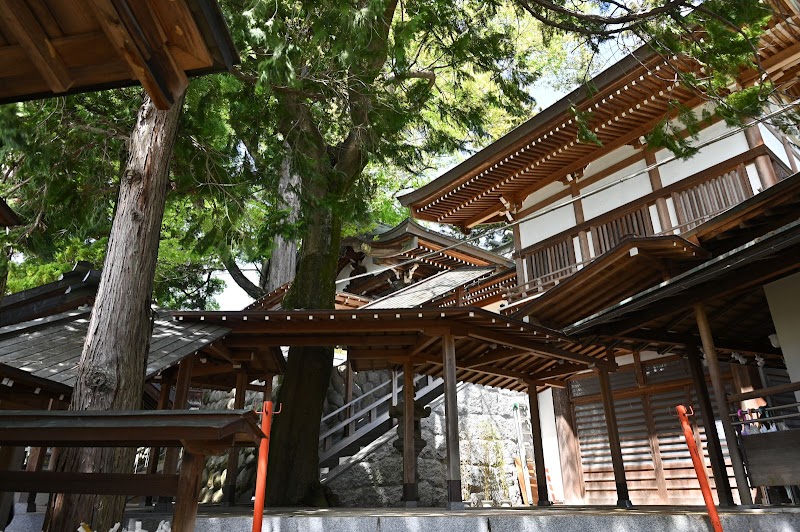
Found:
[319,372,441,455]
[506,147,786,303]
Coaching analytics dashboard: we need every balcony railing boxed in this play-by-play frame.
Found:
[506,147,789,303]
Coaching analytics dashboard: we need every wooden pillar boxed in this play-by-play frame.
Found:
[512,223,526,292]
[571,182,592,263]
[224,372,249,505]
[782,135,798,173]
[22,398,56,512]
[552,387,583,502]
[158,357,194,507]
[171,451,205,532]
[694,303,752,505]
[0,445,25,526]
[645,150,673,233]
[527,384,552,505]
[144,381,172,506]
[403,361,418,507]
[344,362,354,436]
[597,368,632,508]
[442,333,464,510]
[744,123,779,189]
[686,344,735,507]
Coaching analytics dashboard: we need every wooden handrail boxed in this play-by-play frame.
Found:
[728,381,800,403]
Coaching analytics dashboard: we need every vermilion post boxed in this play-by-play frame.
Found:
[676,404,724,532]
[252,401,274,532]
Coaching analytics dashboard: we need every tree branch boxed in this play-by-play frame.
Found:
[220,251,266,300]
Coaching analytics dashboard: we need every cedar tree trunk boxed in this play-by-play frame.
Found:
[265,200,342,505]
[266,148,301,292]
[44,92,184,532]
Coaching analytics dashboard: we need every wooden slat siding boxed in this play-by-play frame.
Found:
[590,205,655,257]
[672,169,754,232]
[527,239,577,287]
[569,357,739,505]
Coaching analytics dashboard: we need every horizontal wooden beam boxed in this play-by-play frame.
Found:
[224,334,419,348]
[0,471,178,496]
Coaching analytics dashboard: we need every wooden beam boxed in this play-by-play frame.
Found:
[0,0,74,93]
[158,356,194,507]
[530,363,587,380]
[225,334,419,348]
[403,361,417,507]
[461,324,607,368]
[0,471,178,496]
[527,385,551,506]
[442,333,464,510]
[88,0,188,109]
[597,367,632,508]
[695,303,752,505]
[686,344,734,507]
[172,451,204,532]
[462,348,527,368]
[224,371,248,505]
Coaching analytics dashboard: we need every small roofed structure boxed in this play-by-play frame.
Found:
[0,0,238,109]
[0,197,20,226]
[340,218,513,299]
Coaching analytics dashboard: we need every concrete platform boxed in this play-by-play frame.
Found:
[8,504,800,532]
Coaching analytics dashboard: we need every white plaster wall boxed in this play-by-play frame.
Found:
[580,160,652,220]
[518,204,576,249]
[520,180,569,211]
[656,122,749,187]
[760,124,792,169]
[583,145,641,180]
[538,388,565,503]
[764,272,800,392]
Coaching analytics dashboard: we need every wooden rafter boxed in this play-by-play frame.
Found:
[0,0,73,93]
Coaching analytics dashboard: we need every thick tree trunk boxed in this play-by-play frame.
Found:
[266,148,301,292]
[265,201,342,506]
[44,92,184,532]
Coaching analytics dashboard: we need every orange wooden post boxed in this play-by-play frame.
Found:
[676,404,723,532]
[252,401,274,532]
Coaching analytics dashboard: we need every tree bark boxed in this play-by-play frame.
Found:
[0,248,9,306]
[265,200,342,506]
[266,147,301,292]
[44,92,184,532]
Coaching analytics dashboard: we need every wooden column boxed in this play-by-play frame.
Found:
[145,381,172,506]
[171,451,205,532]
[782,135,798,173]
[344,362,354,436]
[512,223,527,293]
[597,368,632,508]
[264,374,273,402]
[527,384,552,505]
[403,361,418,507]
[686,344,735,507]
[645,150,673,233]
[22,398,56,512]
[552,387,583,502]
[442,333,464,510]
[744,123,779,189]
[570,182,592,263]
[694,303,752,505]
[224,371,249,505]
[158,357,194,507]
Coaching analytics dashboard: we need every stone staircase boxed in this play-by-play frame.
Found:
[318,371,444,482]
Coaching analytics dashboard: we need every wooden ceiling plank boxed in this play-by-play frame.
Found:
[148,0,213,68]
[0,0,74,92]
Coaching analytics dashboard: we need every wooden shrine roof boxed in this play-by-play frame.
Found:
[399,4,800,229]
[0,308,231,390]
[0,197,20,226]
[362,267,495,309]
[568,217,800,363]
[174,307,613,393]
[247,284,372,311]
[505,235,708,328]
[341,219,512,299]
[0,0,238,109]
